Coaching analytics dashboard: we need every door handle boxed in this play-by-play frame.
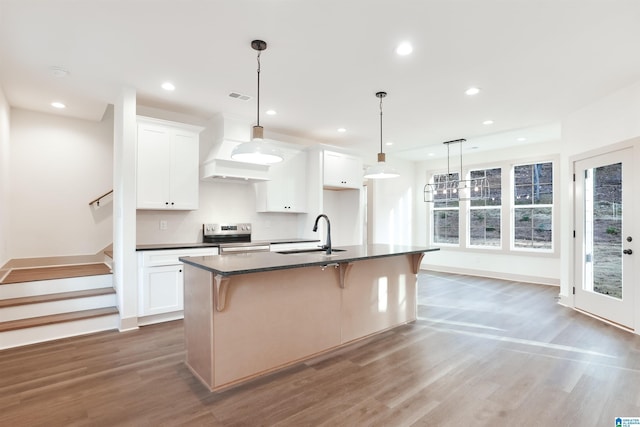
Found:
[623,249,633,255]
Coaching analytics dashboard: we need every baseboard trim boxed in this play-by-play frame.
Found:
[422,265,559,286]
[118,316,139,332]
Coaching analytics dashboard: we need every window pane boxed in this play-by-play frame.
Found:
[432,173,460,208]
[514,162,553,205]
[470,208,501,247]
[470,168,501,206]
[433,209,459,244]
[514,207,552,249]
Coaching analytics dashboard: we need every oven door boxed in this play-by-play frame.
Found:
[218,243,271,254]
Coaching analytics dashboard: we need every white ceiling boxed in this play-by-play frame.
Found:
[1,0,640,164]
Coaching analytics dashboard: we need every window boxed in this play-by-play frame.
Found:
[513,162,553,250]
[469,167,502,247]
[432,172,460,244]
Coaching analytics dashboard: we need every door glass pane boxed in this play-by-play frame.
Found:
[584,163,622,299]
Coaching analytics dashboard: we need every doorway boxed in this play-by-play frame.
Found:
[574,147,634,328]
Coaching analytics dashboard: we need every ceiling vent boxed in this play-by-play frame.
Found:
[228,92,252,101]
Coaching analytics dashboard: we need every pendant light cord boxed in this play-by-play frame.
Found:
[256,50,261,127]
[379,94,383,154]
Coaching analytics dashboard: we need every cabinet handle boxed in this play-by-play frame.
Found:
[165,202,169,205]
[179,269,183,272]
[171,202,175,205]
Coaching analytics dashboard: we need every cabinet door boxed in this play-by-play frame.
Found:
[137,123,172,209]
[323,150,363,189]
[136,118,201,210]
[256,151,307,213]
[139,264,184,316]
[169,130,200,210]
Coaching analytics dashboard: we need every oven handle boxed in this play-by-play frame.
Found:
[219,245,271,254]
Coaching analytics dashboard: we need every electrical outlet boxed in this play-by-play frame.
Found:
[159,220,168,230]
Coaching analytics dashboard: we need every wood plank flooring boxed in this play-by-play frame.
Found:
[1,271,639,426]
[1,263,111,284]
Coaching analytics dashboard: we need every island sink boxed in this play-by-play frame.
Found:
[276,248,346,255]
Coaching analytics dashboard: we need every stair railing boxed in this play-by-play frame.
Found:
[89,190,113,207]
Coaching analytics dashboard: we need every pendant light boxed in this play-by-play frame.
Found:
[364,91,399,179]
[423,138,489,202]
[231,40,284,164]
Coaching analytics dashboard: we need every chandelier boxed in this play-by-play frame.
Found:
[423,138,489,202]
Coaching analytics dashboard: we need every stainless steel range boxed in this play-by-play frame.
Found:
[203,223,270,254]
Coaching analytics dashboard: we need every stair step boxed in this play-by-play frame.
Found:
[1,263,111,284]
[0,307,119,333]
[0,287,115,308]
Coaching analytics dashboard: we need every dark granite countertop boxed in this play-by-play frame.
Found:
[136,238,320,251]
[179,244,440,276]
[136,243,220,251]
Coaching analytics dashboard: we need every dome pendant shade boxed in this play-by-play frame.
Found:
[231,39,283,164]
[364,91,399,179]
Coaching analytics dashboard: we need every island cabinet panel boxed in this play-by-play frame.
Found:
[212,267,342,388]
[182,251,424,392]
[340,256,417,343]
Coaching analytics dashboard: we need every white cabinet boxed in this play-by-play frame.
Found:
[138,247,218,322]
[136,117,203,210]
[140,264,184,317]
[323,150,363,190]
[255,151,307,213]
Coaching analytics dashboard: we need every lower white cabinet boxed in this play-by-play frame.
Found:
[139,264,184,316]
[138,248,218,322]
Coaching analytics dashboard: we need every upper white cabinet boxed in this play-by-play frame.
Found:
[255,151,308,213]
[136,117,203,210]
[323,150,363,190]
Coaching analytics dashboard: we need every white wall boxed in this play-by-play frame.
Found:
[369,157,416,246]
[415,139,562,285]
[560,80,640,307]
[8,108,113,259]
[0,86,10,267]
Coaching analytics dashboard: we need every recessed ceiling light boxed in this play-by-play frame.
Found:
[465,87,481,96]
[265,109,277,115]
[517,137,527,142]
[385,141,394,146]
[337,128,346,133]
[482,120,494,125]
[396,42,413,56]
[161,82,175,91]
[51,102,66,109]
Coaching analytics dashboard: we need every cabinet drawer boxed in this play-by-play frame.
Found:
[140,248,218,267]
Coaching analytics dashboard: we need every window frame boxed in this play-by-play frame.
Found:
[511,161,555,253]
[426,155,558,257]
[468,167,503,249]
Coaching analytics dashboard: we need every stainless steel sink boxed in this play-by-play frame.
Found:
[276,248,346,255]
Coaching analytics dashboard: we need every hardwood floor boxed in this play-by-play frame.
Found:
[1,271,639,426]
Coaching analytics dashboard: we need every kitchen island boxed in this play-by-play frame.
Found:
[180,244,439,392]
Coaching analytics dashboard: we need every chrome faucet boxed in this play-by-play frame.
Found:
[313,214,332,255]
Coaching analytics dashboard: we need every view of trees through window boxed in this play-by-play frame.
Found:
[430,161,554,252]
[432,172,459,244]
[589,163,622,298]
[513,162,553,250]
[469,168,501,247]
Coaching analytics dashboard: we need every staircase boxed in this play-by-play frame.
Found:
[0,262,119,350]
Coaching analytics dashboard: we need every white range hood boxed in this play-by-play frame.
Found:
[201,139,271,183]
[200,114,271,183]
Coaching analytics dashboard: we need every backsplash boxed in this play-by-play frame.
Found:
[136,180,311,244]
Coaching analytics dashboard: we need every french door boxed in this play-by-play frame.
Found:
[574,148,634,328]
